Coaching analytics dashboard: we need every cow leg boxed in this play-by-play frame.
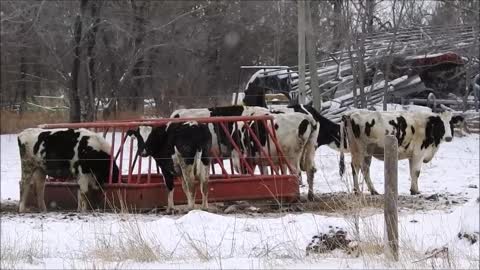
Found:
[199,166,209,210]
[180,165,196,210]
[33,169,47,212]
[351,162,361,195]
[231,150,243,174]
[164,174,175,214]
[19,179,31,213]
[294,163,304,187]
[299,172,304,188]
[167,189,174,213]
[409,156,422,195]
[307,167,316,201]
[361,156,378,195]
[19,166,34,213]
[280,164,288,175]
[180,178,194,210]
[259,164,268,175]
[77,174,90,212]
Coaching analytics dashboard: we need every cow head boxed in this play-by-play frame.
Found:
[439,111,454,142]
[230,123,249,174]
[450,115,465,136]
[230,121,262,174]
[424,111,453,148]
[127,126,155,157]
[243,83,267,108]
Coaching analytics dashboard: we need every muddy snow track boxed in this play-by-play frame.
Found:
[0,191,471,220]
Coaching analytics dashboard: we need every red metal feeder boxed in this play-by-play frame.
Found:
[25,115,300,211]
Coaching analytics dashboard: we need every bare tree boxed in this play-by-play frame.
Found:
[84,1,101,121]
[331,0,344,52]
[70,0,88,122]
[297,0,306,104]
[306,0,320,109]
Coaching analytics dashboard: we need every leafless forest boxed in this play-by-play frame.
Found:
[0,0,478,128]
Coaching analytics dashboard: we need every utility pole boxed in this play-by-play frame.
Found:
[306,0,321,110]
[297,0,306,104]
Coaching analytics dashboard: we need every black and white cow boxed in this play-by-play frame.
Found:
[283,104,351,177]
[342,110,463,195]
[17,128,120,212]
[242,92,346,151]
[170,105,270,158]
[127,121,211,212]
[231,111,319,200]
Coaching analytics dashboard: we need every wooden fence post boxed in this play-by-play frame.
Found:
[384,135,399,261]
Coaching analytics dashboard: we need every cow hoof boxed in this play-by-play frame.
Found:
[370,190,379,196]
[308,193,314,201]
[410,190,421,196]
[353,189,361,196]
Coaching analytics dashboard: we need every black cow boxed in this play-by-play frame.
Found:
[17,128,120,212]
[128,121,212,212]
[243,84,268,108]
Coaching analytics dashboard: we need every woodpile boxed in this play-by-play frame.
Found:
[246,23,479,121]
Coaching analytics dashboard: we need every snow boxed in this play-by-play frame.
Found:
[372,103,432,113]
[1,126,479,269]
[245,68,296,90]
[405,53,450,60]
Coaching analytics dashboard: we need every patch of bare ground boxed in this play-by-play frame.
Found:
[1,191,470,219]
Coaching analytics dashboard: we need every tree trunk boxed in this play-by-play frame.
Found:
[70,0,88,122]
[18,7,32,115]
[331,0,344,52]
[18,53,27,115]
[204,2,225,108]
[297,0,307,105]
[366,0,375,33]
[101,28,118,120]
[85,1,100,121]
[130,0,148,114]
[357,2,368,109]
[306,0,321,110]
[33,46,42,97]
[274,0,282,65]
[348,46,358,108]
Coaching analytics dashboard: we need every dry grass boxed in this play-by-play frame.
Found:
[0,234,45,269]
[0,109,159,134]
[0,110,69,134]
[90,213,165,263]
[88,194,168,263]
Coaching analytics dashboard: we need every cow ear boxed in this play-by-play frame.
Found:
[450,115,464,125]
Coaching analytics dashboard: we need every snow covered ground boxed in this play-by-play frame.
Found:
[1,130,479,269]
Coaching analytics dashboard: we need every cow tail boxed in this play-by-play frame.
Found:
[300,118,318,172]
[193,149,203,176]
[339,152,345,177]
